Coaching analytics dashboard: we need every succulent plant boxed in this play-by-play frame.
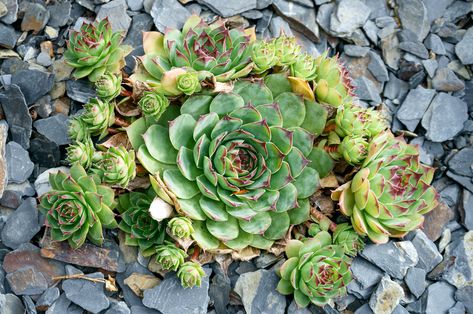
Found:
[168,216,194,239]
[155,241,188,271]
[177,261,205,288]
[130,15,254,93]
[64,18,131,82]
[332,223,364,256]
[92,146,136,188]
[176,71,202,95]
[81,98,115,140]
[335,131,439,244]
[117,189,167,256]
[68,116,90,143]
[66,138,95,169]
[128,76,330,251]
[138,91,170,121]
[313,52,352,107]
[290,53,317,81]
[276,231,352,307]
[338,135,369,165]
[334,105,386,139]
[274,36,301,66]
[96,73,122,100]
[251,39,277,74]
[39,164,117,249]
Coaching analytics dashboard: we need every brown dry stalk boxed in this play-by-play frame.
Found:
[52,274,105,283]
[310,206,337,232]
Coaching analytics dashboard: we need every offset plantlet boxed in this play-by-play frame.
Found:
[332,223,365,257]
[68,116,90,143]
[251,39,277,74]
[92,146,136,188]
[39,164,117,249]
[335,131,439,243]
[177,261,205,288]
[277,231,352,307]
[128,76,330,251]
[290,53,317,81]
[338,135,369,166]
[96,73,122,100]
[117,189,166,256]
[274,36,301,66]
[81,98,115,140]
[335,105,386,139]
[168,217,194,239]
[65,18,131,82]
[155,241,188,271]
[176,71,202,95]
[131,15,254,94]
[66,138,95,169]
[138,91,170,121]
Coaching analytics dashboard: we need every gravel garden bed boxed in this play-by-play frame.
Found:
[0,0,472,314]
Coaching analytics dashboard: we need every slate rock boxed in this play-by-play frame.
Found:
[442,230,473,288]
[398,0,430,41]
[456,27,473,65]
[455,286,473,314]
[329,0,370,38]
[33,114,70,146]
[361,241,418,279]
[397,87,435,132]
[0,121,7,198]
[63,272,109,314]
[368,51,389,82]
[197,0,256,17]
[384,73,409,102]
[116,262,153,307]
[405,267,427,298]
[424,33,446,55]
[124,13,153,47]
[432,68,465,92]
[11,69,54,105]
[20,2,49,34]
[44,294,74,314]
[36,287,60,311]
[422,59,438,78]
[130,306,160,314]
[0,293,25,314]
[6,266,48,295]
[127,0,143,11]
[0,0,17,24]
[5,142,34,184]
[272,0,319,42]
[462,190,473,231]
[234,269,285,314]
[104,301,130,314]
[28,134,61,168]
[0,84,32,149]
[344,45,370,57]
[421,92,468,142]
[355,304,373,314]
[353,76,382,103]
[0,23,18,49]
[448,148,473,177]
[399,41,429,59]
[423,202,455,241]
[34,167,69,196]
[1,198,39,249]
[96,0,131,34]
[350,257,383,289]
[449,302,467,314]
[269,16,292,37]
[150,0,190,33]
[380,32,401,70]
[143,268,211,314]
[424,281,456,313]
[47,1,71,27]
[65,79,96,103]
[411,230,442,272]
[369,276,404,314]
[22,295,37,314]
[208,273,231,314]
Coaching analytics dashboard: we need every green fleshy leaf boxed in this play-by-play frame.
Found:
[196,175,219,201]
[236,80,273,105]
[250,234,274,250]
[163,169,199,199]
[177,147,200,181]
[264,73,292,98]
[229,105,262,124]
[255,103,283,127]
[206,216,239,241]
[239,211,272,234]
[270,127,293,155]
[209,93,245,116]
[264,212,290,240]
[288,198,310,225]
[224,230,253,250]
[300,100,327,136]
[293,166,319,198]
[307,147,334,178]
[87,220,104,246]
[276,183,298,212]
[270,162,292,191]
[126,117,148,150]
[286,147,309,178]
[178,196,206,220]
[169,114,196,150]
[137,145,178,174]
[199,196,228,221]
[191,220,220,250]
[181,95,213,120]
[143,124,177,164]
[193,113,219,141]
[275,92,306,128]
[291,127,315,157]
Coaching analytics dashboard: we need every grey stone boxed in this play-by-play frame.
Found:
[404,267,427,298]
[353,76,382,103]
[447,171,473,194]
[5,142,33,184]
[423,0,455,22]
[455,286,473,314]
[0,84,32,149]
[0,23,18,49]
[348,278,376,300]
[143,268,211,314]
[45,294,72,314]
[130,306,160,314]
[0,293,25,314]
[368,51,389,82]
[257,0,272,9]
[384,73,409,102]
[241,10,263,20]
[380,32,401,70]
[0,121,7,199]
[316,3,335,35]
[197,0,256,17]
[448,60,470,80]
[375,16,396,28]
[124,13,153,47]
[397,87,436,132]
[127,0,143,11]
[442,230,473,288]
[350,257,384,289]
[0,0,18,24]
[422,59,438,78]
[118,263,152,306]
[105,301,130,314]
[63,272,110,313]
[29,134,61,168]
[444,1,473,22]
[329,0,370,38]
[424,282,456,313]
[209,273,231,314]
[456,27,473,64]
[269,16,292,37]
[344,45,370,57]
[449,302,467,314]
[254,253,282,268]
[255,9,272,34]
[36,287,60,311]
[424,33,446,55]
[287,299,311,314]
[398,0,430,41]
[355,304,373,314]
[150,0,190,33]
[369,276,404,314]
[272,0,319,42]
[360,241,418,279]
[66,79,96,103]
[363,21,378,45]
[421,93,468,142]
[20,2,49,33]
[234,269,285,314]
[449,148,473,177]
[6,266,48,295]
[36,52,52,67]
[411,230,442,272]
[33,114,70,146]
[399,41,429,59]
[432,68,465,92]
[1,198,39,249]
[393,305,409,314]
[22,296,36,314]
[462,190,473,230]
[96,0,131,34]
[48,1,71,27]
[11,69,54,105]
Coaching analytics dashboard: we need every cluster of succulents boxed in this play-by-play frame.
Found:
[39,15,439,305]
